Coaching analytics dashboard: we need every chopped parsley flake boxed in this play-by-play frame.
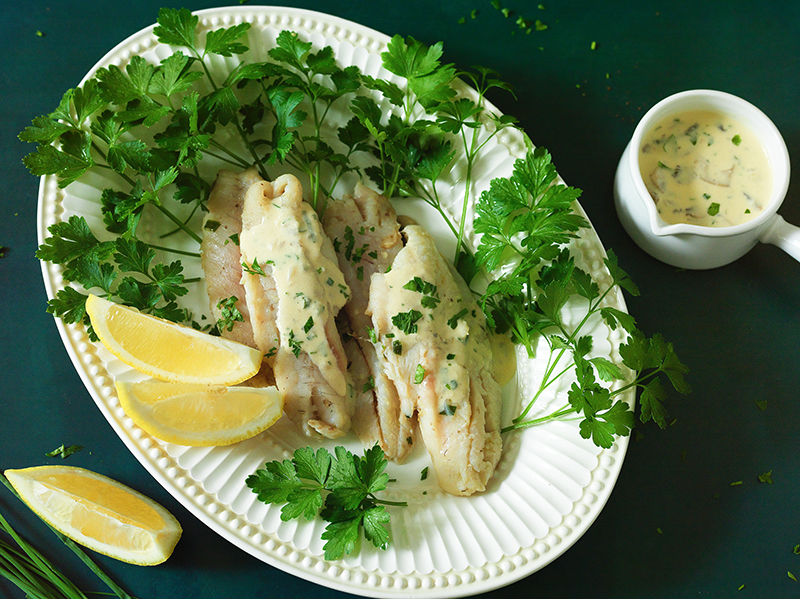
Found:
[404,277,440,309]
[216,295,244,332]
[707,202,721,216]
[362,375,375,393]
[45,444,83,459]
[758,470,773,484]
[439,404,457,416]
[447,308,468,329]
[287,330,302,357]
[303,316,314,334]
[392,309,423,335]
[242,258,268,276]
[413,364,426,384]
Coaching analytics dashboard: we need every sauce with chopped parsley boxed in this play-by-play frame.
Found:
[240,183,349,395]
[639,109,772,226]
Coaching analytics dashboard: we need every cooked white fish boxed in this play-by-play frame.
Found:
[368,225,502,496]
[239,174,353,439]
[200,167,263,348]
[323,184,416,462]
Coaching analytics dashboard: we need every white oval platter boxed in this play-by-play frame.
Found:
[36,6,632,598]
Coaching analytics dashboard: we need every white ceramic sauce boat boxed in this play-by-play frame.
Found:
[614,89,800,269]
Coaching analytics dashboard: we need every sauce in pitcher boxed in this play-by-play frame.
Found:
[639,109,772,227]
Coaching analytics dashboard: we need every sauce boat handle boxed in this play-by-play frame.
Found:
[759,214,800,263]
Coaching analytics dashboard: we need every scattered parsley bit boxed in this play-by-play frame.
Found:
[732,134,742,146]
[362,375,375,393]
[591,41,597,50]
[392,339,403,355]
[707,202,721,216]
[44,444,83,459]
[303,316,314,334]
[420,466,429,481]
[216,295,244,332]
[404,277,440,309]
[730,480,744,487]
[439,404,457,416]
[789,571,797,582]
[35,30,44,37]
[341,226,370,264]
[757,470,773,484]
[245,445,406,560]
[392,309,423,335]
[203,220,221,232]
[447,308,468,329]
[242,258,268,276]
[287,330,302,357]
[413,364,426,384]
[793,544,800,555]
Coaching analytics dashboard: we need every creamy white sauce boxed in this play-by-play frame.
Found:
[639,109,772,226]
[241,194,349,395]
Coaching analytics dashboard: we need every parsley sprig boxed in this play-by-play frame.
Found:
[23,8,264,329]
[353,35,517,273]
[245,445,406,560]
[251,30,367,214]
[473,148,691,447]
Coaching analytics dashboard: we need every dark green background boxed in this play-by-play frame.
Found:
[2,1,799,598]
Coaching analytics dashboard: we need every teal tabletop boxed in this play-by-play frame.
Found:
[2,1,799,598]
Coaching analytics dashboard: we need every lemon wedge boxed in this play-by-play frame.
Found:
[5,465,182,565]
[115,380,284,446]
[85,294,262,385]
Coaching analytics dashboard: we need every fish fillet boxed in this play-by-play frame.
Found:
[239,174,353,439]
[200,167,263,348]
[323,184,417,462]
[368,225,502,495]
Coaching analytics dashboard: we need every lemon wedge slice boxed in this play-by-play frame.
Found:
[5,465,182,565]
[115,380,284,446]
[85,294,262,385]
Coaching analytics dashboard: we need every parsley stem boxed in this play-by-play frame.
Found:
[153,204,202,244]
[204,143,253,169]
[146,242,200,258]
[502,403,576,433]
[373,498,408,507]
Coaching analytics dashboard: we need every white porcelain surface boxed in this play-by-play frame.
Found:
[614,89,798,269]
[36,7,633,597]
